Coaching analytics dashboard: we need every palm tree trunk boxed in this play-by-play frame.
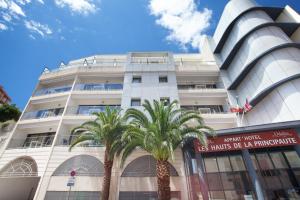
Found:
[101,148,113,200]
[156,160,171,200]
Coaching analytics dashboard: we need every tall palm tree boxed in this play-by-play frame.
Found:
[69,107,127,200]
[113,100,213,200]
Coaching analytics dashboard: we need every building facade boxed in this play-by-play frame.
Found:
[0,85,11,104]
[184,0,300,200]
[0,0,299,200]
[0,51,235,200]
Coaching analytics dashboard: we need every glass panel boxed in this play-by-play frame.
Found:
[285,151,300,168]
[220,172,235,190]
[250,155,259,170]
[132,76,142,83]
[230,155,246,171]
[131,99,141,107]
[224,191,240,200]
[209,191,225,200]
[293,169,300,185]
[270,152,288,169]
[256,153,274,170]
[264,172,282,189]
[159,76,168,83]
[217,156,232,172]
[278,170,293,188]
[204,157,218,173]
[206,173,223,190]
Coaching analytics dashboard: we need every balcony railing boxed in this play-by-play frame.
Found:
[181,106,227,114]
[130,57,170,64]
[66,105,121,116]
[42,59,126,74]
[34,86,72,96]
[175,60,216,67]
[22,108,64,120]
[178,84,218,90]
[74,83,123,91]
[56,135,104,147]
[7,135,55,149]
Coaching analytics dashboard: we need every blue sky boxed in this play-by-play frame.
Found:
[0,0,299,109]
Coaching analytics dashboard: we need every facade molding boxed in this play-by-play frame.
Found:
[249,73,300,107]
[228,42,300,89]
[220,23,300,70]
[214,6,283,53]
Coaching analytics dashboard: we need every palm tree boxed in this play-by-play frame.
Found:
[69,107,127,200]
[114,100,213,200]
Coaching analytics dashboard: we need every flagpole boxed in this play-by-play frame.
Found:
[240,109,245,126]
[235,96,241,126]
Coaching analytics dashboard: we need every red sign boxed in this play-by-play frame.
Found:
[70,170,76,177]
[194,129,300,153]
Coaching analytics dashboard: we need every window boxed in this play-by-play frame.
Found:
[160,97,170,106]
[159,76,168,83]
[132,76,142,83]
[131,98,141,107]
[285,151,300,168]
[204,157,218,173]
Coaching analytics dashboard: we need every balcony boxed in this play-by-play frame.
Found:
[7,134,55,149]
[40,59,125,80]
[181,105,225,114]
[74,83,123,91]
[34,86,72,96]
[66,105,121,117]
[178,85,227,105]
[175,60,219,76]
[21,108,64,120]
[130,52,170,64]
[181,105,237,129]
[56,135,104,147]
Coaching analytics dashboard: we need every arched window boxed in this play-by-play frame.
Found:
[121,155,179,177]
[52,155,104,176]
[0,157,38,177]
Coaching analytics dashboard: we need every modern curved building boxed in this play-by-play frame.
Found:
[0,0,300,200]
[184,0,300,200]
[212,0,300,126]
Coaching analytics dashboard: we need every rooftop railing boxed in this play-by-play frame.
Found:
[42,59,126,75]
[130,57,170,64]
[74,83,123,91]
[22,108,64,120]
[175,60,216,67]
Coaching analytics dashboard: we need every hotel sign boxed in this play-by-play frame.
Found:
[194,129,300,153]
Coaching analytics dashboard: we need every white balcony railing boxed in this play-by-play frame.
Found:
[22,108,64,120]
[56,135,104,147]
[34,86,72,96]
[42,59,126,75]
[74,83,123,91]
[66,105,121,116]
[181,106,228,114]
[7,135,55,149]
[130,57,170,64]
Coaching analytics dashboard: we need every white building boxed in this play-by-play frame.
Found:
[0,0,300,199]
[0,50,235,200]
